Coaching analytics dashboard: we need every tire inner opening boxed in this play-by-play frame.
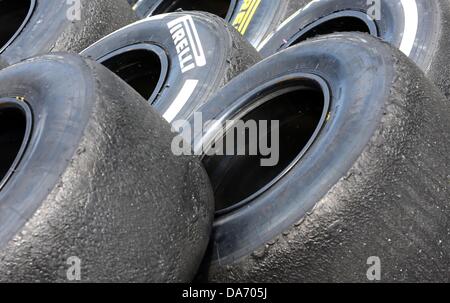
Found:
[101,49,163,102]
[0,0,32,50]
[0,105,27,185]
[203,82,326,213]
[291,16,372,46]
[154,0,232,19]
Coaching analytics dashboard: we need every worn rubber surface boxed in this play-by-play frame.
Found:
[0,53,214,282]
[132,0,312,48]
[82,11,260,122]
[195,33,450,282]
[0,57,6,70]
[258,0,450,98]
[0,0,137,66]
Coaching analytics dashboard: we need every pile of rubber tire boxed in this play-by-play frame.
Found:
[0,0,448,283]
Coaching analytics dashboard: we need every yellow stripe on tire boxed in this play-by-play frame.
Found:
[232,0,262,35]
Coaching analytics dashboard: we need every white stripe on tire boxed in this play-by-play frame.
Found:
[163,79,199,123]
[399,0,419,56]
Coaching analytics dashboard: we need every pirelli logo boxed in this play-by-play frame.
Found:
[232,0,261,35]
[168,16,206,73]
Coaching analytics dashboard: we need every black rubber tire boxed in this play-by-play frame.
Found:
[0,57,6,70]
[193,33,450,282]
[0,0,137,66]
[82,11,260,122]
[132,0,312,48]
[258,0,450,98]
[0,53,214,283]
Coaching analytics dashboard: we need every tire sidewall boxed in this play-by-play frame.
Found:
[0,56,95,249]
[82,12,237,122]
[193,35,395,264]
[228,0,288,47]
[0,0,137,66]
[259,0,440,68]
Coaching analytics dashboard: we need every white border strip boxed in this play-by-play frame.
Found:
[399,0,419,56]
[163,79,199,122]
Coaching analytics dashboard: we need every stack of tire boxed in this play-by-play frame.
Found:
[0,0,448,283]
